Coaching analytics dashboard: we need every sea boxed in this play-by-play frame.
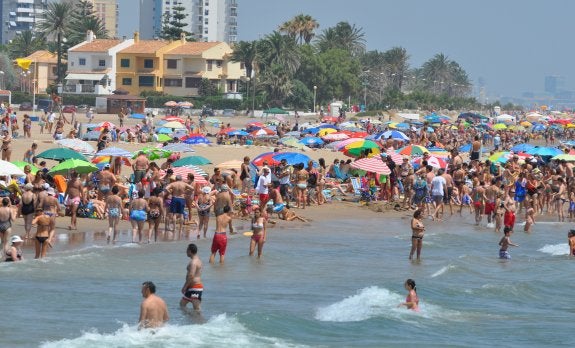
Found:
[1,211,573,347]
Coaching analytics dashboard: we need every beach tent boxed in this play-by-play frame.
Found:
[458,112,488,122]
[496,114,516,124]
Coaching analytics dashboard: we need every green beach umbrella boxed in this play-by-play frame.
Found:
[134,147,172,161]
[157,134,172,142]
[13,161,39,174]
[173,155,212,167]
[36,148,88,162]
[48,159,98,175]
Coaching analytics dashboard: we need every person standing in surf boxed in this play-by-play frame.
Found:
[499,226,519,259]
[568,230,575,257]
[398,279,419,311]
[139,281,169,329]
[409,209,425,261]
[210,205,233,264]
[180,243,203,313]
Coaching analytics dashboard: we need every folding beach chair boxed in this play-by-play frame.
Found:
[350,177,362,197]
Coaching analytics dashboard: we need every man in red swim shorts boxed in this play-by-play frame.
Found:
[210,205,233,264]
[504,190,517,229]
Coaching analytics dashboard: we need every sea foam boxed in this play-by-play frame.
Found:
[538,243,570,256]
[40,314,306,348]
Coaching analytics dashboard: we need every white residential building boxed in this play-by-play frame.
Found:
[139,0,237,43]
[65,31,134,95]
[0,0,48,44]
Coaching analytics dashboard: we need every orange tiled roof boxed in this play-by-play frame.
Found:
[166,42,221,55]
[119,40,170,54]
[22,50,59,64]
[71,39,123,52]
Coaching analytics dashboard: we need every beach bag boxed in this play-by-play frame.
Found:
[307,172,318,186]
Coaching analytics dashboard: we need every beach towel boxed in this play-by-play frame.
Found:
[333,166,348,181]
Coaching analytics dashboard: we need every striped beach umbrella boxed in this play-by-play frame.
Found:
[397,145,428,156]
[350,157,391,175]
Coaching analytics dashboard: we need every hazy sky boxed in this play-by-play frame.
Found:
[120,0,575,99]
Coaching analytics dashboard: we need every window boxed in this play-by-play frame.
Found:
[122,78,132,85]
[144,59,154,69]
[204,10,209,15]
[79,58,86,66]
[120,58,130,68]
[52,67,57,75]
[185,77,201,88]
[98,59,105,67]
[167,59,177,69]
[207,60,212,71]
[216,60,222,68]
[165,78,182,87]
[139,76,154,87]
[204,19,208,25]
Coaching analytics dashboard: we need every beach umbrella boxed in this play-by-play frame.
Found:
[155,134,171,142]
[493,123,507,130]
[173,155,211,167]
[178,101,193,107]
[96,121,116,130]
[252,152,281,166]
[12,161,39,174]
[395,122,410,130]
[228,130,249,137]
[526,146,563,157]
[168,167,208,183]
[0,160,25,176]
[427,147,450,157]
[281,138,310,151]
[129,113,145,119]
[299,137,324,147]
[317,124,339,130]
[318,128,337,137]
[532,124,546,132]
[162,121,185,129]
[397,145,429,156]
[510,143,535,153]
[134,147,172,160]
[384,148,403,164]
[55,138,95,154]
[566,123,575,129]
[215,160,243,170]
[380,130,409,141]
[520,121,532,127]
[96,146,133,158]
[552,154,575,161]
[341,139,381,158]
[183,135,211,145]
[92,156,131,167]
[161,143,195,153]
[488,151,532,164]
[251,128,276,137]
[37,148,87,162]
[334,137,368,149]
[164,100,178,107]
[162,116,185,123]
[48,159,98,175]
[339,121,357,129]
[351,157,391,175]
[217,127,236,135]
[413,155,447,169]
[156,127,174,134]
[272,152,313,166]
[285,131,301,137]
[246,121,265,129]
[345,131,369,138]
[322,132,349,141]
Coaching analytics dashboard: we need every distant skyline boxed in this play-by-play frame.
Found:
[120,0,575,100]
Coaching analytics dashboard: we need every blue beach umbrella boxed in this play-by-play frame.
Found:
[272,152,313,166]
[95,147,133,157]
[532,124,546,132]
[395,123,410,130]
[228,130,249,136]
[526,146,562,157]
[380,130,409,141]
[129,113,145,119]
[511,143,535,153]
[156,127,173,134]
[299,137,324,147]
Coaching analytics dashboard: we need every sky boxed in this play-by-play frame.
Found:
[119,0,575,99]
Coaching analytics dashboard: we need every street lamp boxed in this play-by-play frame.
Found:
[0,71,4,90]
[313,85,317,113]
[362,70,370,110]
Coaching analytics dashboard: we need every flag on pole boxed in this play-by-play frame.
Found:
[16,58,32,70]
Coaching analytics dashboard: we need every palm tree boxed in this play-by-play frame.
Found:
[8,30,46,59]
[230,40,258,79]
[298,14,319,44]
[259,31,300,76]
[279,14,319,44]
[315,22,366,56]
[421,53,451,94]
[37,2,72,84]
[383,47,409,90]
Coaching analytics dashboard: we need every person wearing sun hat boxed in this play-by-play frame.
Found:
[5,235,23,262]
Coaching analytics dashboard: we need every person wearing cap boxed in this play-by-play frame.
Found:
[256,166,272,207]
[165,175,195,237]
[0,197,14,255]
[5,235,23,262]
[20,183,36,239]
[196,186,214,239]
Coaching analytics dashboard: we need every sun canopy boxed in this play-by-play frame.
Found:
[65,72,106,81]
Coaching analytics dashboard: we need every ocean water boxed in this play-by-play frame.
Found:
[1,212,574,347]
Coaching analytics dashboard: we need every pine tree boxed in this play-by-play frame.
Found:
[160,5,193,41]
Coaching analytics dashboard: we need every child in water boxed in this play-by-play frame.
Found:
[568,230,575,257]
[398,279,419,311]
[495,203,505,233]
[499,226,519,259]
[524,207,535,233]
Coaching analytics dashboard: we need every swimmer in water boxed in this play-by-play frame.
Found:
[398,278,419,311]
[138,281,169,329]
[499,226,519,259]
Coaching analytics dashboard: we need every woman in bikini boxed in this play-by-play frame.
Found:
[0,197,14,255]
[104,186,123,243]
[196,186,214,239]
[20,183,36,239]
[554,177,567,222]
[295,163,309,209]
[398,279,419,311]
[32,208,52,259]
[147,187,164,242]
[409,209,425,261]
[1,129,12,161]
[129,189,149,243]
[249,207,267,258]
[23,142,37,164]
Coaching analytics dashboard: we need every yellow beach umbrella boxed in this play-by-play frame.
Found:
[566,123,575,129]
[388,122,398,129]
[493,123,507,130]
[318,128,337,137]
[520,121,532,127]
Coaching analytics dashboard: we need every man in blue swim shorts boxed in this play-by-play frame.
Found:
[166,175,195,237]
